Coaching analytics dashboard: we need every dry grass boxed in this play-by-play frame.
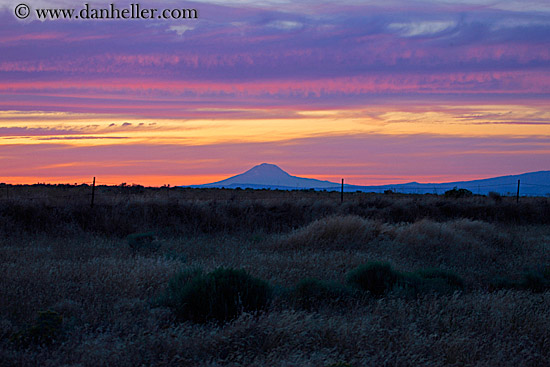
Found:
[391,219,526,284]
[0,187,549,366]
[275,215,388,251]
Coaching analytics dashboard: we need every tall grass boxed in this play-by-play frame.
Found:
[0,187,548,366]
[1,187,548,239]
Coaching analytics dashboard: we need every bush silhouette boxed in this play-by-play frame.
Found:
[346,262,400,296]
[520,265,550,293]
[415,268,464,289]
[488,276,518,291]
[398,268,465,296]
[289,278,353,310]
[10,310,63,347]
[445,187,473,198]
[156,268,203,306]
[126,231,159,252]
[488,191,502,202]
[162,267,272,324]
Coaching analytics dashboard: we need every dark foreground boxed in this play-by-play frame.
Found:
[1,186,549,366]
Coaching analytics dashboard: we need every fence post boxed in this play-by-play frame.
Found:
[516,179,520,204]
[91,177,96,208]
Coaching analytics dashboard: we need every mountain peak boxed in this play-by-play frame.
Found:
[194,163,340,189]
[245,163,289,175]
[239,163,292,182]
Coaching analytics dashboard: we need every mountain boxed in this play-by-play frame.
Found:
[185,163,550,196]
[194,163,340,190]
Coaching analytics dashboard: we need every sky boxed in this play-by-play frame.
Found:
[0,0,549,186]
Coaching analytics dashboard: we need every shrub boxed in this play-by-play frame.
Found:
[397,268,465,296]
[346,262,400,296]
[488,191,502,202]
[289,278,354,310]
[488,276,518,291]
[126,231,159,252]
[10,310,63,347]
[520,265,550,293]
[155,268,203,307]
[161,268,272,324]
[415,268,465,289]
[445,188,473,198]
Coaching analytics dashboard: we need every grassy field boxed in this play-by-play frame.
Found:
[0,185,549,366]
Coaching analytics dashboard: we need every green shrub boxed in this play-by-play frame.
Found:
[346,262,399,296]
[488,191,502,202]
[445,187,473,198]
[415,268,464,289]
[161,267,272,324]
[126,231,159,251]
[520,265,550,293]
[488,276,518,291]
[289,278,354,310]
[10,310,63,347]
[397,268,464,296]
[156,268,203,307]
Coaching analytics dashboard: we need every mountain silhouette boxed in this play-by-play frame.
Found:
[196,163,340,189]
[187,163,550,196]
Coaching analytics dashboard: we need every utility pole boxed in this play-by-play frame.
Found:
[516,179,520,204]
[91,177,96,208]
[341,178,344,203]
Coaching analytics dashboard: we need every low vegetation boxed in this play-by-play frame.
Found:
[158,268,272,324]
[0,186,548,366]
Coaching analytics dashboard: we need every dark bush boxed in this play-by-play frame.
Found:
[126,231,159,251]
[520,265,550,293]
[488,191,502,202]
[10,310,63,347]
[346,262,400,296]
[400,268,465,296]
[156,268,203,307]
[488,276,518,292]
[160,268,272,324]
[445,188,473,198]
[289,278,354,310]
[415,268,465,289]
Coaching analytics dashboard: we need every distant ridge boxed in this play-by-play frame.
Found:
[185,163,550,196]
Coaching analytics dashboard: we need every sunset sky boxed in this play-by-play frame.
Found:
[1,0,549,186]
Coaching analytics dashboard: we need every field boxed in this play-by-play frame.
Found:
[1,185,549,366]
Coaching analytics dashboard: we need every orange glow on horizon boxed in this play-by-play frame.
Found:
[0,175,230,187]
